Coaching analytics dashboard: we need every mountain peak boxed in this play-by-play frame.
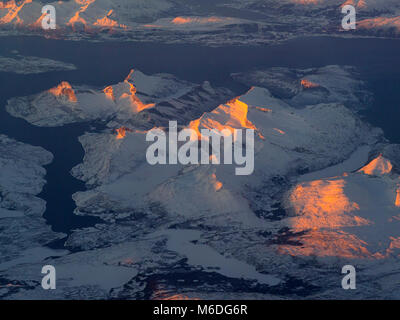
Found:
[48,81,77,103]
[359,154,393,176]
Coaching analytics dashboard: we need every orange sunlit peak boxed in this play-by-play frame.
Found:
[94,16,118,28]
[277,229,374,259]
[358,154,393,176]
[48,81,77,103]
[273,128,286,135]
[301,79,319,89]
[287,179,367,232]
[67,0,96,30]
[226,98,254,127]
[0,1,13,9]
[227,99,265,139]
[211,173,223,191]
[154,290,200,300]
[340,0,355,7]
[115,127,145,139]
[278,178,378,259]
[103,86,115,100]
[172,17,192,24]
[0,0,32,25]
[31,11,47,28]
[188,99,248,133]
[395,188,400,208]
[0,0,19,10]
[124,69,135,82]
[67,11,87,30]
[187,98,264,140]
[171,16,226,25]
[119,81,155,113]
[358,16,400,32]
[357,0,367,8]
[115,127,127,140]
[75,0,96,5]
[342,0,366,8]
[386,237,400,256]
[93,9,127,29]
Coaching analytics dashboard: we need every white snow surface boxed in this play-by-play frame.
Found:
[1,0,400,45]
[0,53,77,74]
[4,64,400,299]
[0,135,66,274]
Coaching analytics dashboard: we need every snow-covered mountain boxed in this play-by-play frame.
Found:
[1,0,400,45]
[0,0,263,45]
[280,148,400,259]
[0,53,77,74]
[6,69,232,128]
[5,63,400,299]
[232,65,372,110]
[226,0,400,36]
[1,0,174,26]
[0,135,67,289]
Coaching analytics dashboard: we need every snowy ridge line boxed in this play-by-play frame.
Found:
[1,0,400,45]
[0,53,77,74]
